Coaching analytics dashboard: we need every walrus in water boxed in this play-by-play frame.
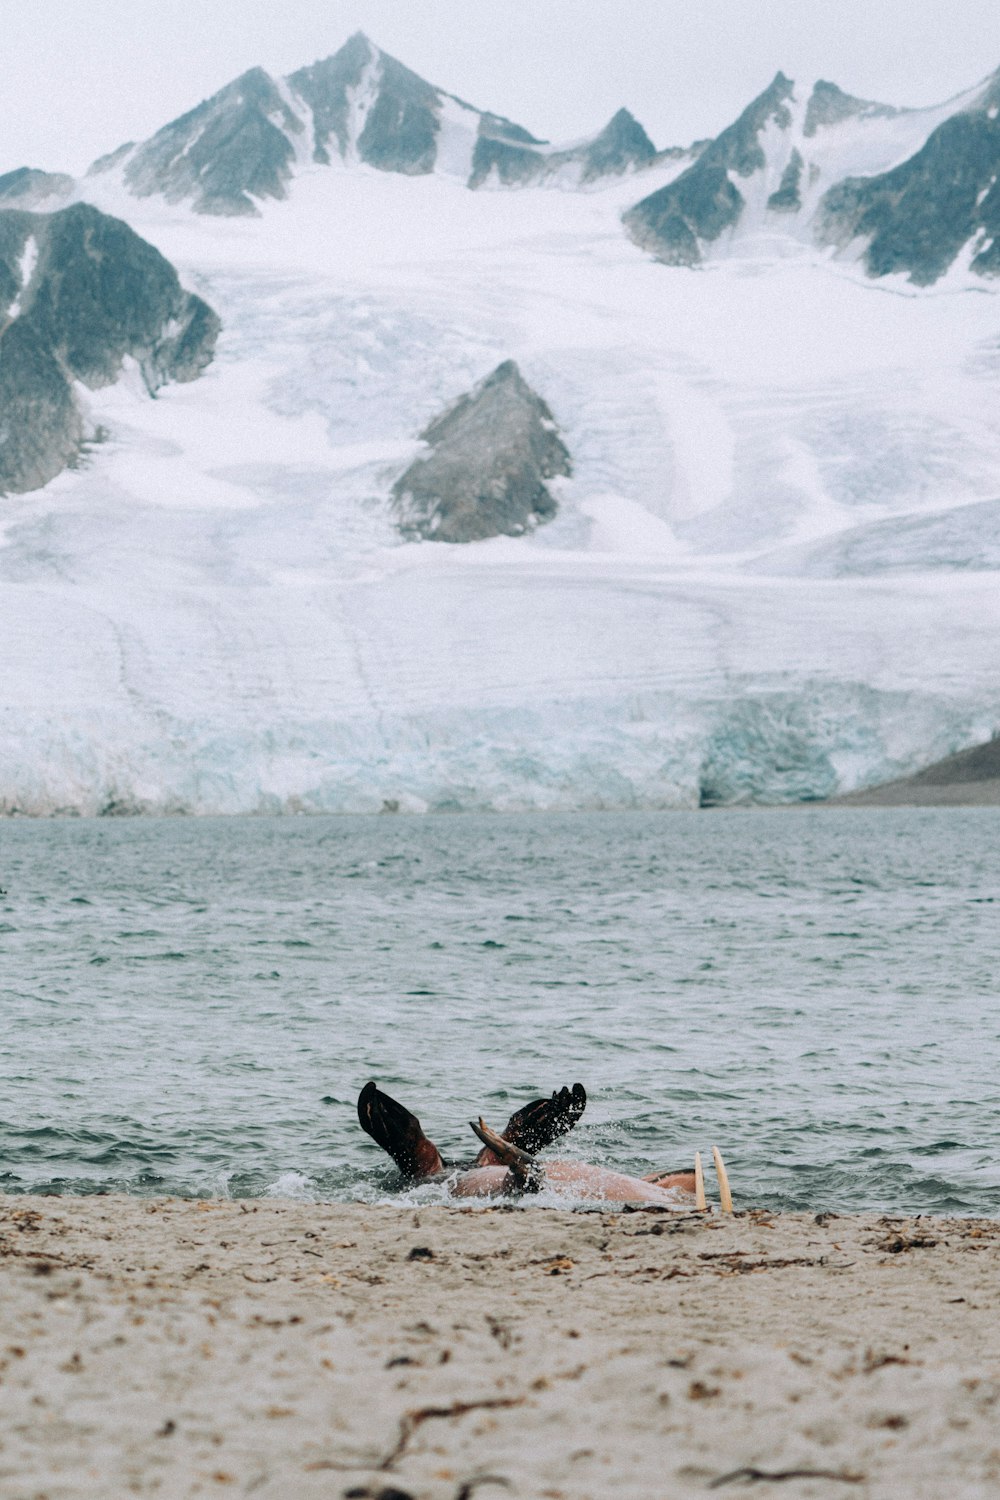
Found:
[357,1082,713,1207]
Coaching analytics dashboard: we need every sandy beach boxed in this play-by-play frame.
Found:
[1,1197,998,1499]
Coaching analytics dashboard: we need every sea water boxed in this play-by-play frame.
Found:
[1,809,997,1215]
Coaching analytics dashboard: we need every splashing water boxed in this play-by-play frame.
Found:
[1,809,998,1215]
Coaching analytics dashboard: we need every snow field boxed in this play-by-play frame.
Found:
[1,164,998,812]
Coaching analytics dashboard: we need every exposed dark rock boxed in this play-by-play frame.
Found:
[0,167,74,208]
[0,317,82,498]
[874,736,1000,786]
[624,165,743,266]
[123,67,302,215]
[710,72,796,175]
[817,110,1000,284]
[357,50,442,174]
[767,148,803,212]
[470,106,657,189]
[289,31,371,163]
[0,203,220,495]
[88,142,135,176]
[976,65,1000,116]
[803,80,898,137]
[392,361,571,543]
[624,72,795,263]
[469,133,547,188]
[101,31,656,208]
[291,32,446,174]
[580,109,657,183]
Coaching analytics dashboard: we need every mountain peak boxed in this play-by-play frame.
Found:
[598,107,652,139]
[623,71,796,265]
[0,166,74,209]
[581,108,657,182]
[120,65,300,215]
[290,31,442,174]
[804,79,899,136]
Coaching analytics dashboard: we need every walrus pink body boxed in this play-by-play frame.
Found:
[356,1082,698,1207]
[449,1159,694,1205]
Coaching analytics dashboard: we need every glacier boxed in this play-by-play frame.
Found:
[3,150,1000,813]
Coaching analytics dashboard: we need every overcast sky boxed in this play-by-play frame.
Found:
[4,0,1000,177]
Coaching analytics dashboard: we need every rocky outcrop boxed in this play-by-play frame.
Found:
[620,65,1000,284]
[290,32,447,174]
[95,34,521,206]
[803,80,898,137]
[767,148,804,212]
[113,67,302,216]
[469,107,657,189]
[581,109,658,182]
[624,73,795,264]
[392,361,571,543]
[0,202,220,495]
[468,123,552,189]
[91,33,662,211]
[0,167,74,208]
[817,110,1000,284]
[287,32,372,164]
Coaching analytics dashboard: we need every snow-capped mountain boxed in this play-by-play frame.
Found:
[81,33,665,214]
[2,37,1000,814]
[625,65,1000,285]
[10,34,1000,287]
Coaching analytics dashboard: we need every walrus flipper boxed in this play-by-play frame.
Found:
[357,1082,444,1181]
[470,1117,544,1194]
[503,1083,587,1153]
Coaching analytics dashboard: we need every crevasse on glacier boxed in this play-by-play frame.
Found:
[3,43,1000,812]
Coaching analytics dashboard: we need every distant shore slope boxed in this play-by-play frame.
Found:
[834,737,1000,806]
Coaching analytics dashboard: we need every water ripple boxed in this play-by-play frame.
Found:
[0,809,998,1213]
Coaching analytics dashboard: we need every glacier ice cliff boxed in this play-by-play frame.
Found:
[0,682,993,818]
[3,46,1000,813]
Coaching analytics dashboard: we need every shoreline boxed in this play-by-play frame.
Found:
[3,799,1000,825]
[3,1195,999,1498]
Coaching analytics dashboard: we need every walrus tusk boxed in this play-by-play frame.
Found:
[470,1118,534,1168]
[712,1145,733,1212]
[694,1151,706,1211]
[470,1117,543,1193]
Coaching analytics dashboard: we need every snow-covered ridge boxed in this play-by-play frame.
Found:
[2,45,1000,813]
[6,33,999,286]
[2,159,999,813]
[74,32,669,216]
[625,64,1000,285]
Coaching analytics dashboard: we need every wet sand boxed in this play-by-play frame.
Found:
[2,1195,999,1499]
